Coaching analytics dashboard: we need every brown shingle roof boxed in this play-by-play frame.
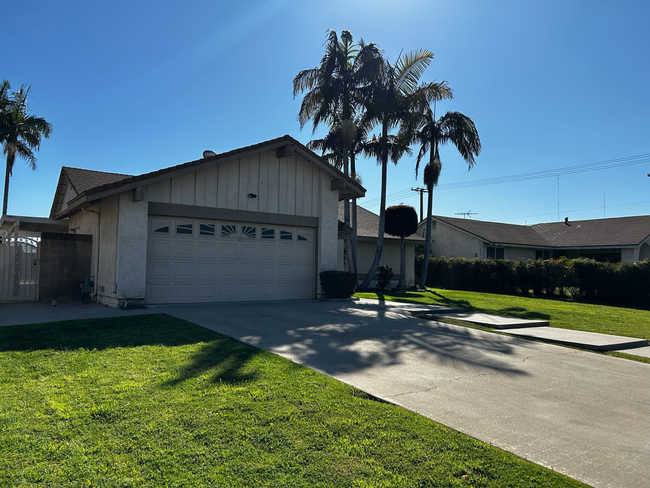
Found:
[433,215,549,247]
[63,167,131,194]
[532,215,650,247]
[432,214,650,248]
[339,203,425,241]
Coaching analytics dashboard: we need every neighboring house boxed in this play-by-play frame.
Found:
[339,203,424,288]
[418,215,650,263]
[48,135,364,306]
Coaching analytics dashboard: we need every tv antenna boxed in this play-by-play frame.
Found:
[454,210,478,219]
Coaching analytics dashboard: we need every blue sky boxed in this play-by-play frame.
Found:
[3,0,649,224]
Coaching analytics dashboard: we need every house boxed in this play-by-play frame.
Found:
[339,203,424,288]
[47,135,364,306]
[418,214,650,263]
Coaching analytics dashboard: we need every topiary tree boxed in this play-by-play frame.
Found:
[385,205,418,289]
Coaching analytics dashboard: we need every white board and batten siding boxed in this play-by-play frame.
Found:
[144,150,335,303]
[147,151,323,219]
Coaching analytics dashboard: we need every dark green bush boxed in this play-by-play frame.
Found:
[377,265,394,290]
[319,270,358,298]
[418,256,650,308]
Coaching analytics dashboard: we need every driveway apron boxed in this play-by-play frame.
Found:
[155,300,650,488]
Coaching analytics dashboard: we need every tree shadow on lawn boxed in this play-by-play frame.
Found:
[0,314,266,386]
[426,290,550,320]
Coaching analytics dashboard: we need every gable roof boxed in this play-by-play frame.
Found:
[339,203,425,242]
[51,135,366,219]
[64,167,131,194]
[428,214,650,249]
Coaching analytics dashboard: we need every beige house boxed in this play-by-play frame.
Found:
[339,204,424,288]
[49,136,364,307]
[418,215,650,263]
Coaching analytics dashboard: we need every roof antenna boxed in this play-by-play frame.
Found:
[455,210,478,219]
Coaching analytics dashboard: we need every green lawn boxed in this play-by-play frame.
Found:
[355,288,650,341]
[0,315,584,487]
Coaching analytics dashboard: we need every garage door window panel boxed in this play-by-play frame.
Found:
[176,222,194,236]
[199,223,216,236]
[242,226,257,239]
[221,224,237,238]
[261,227,275,240]
[280,229,293,241]
[151,218,171,234]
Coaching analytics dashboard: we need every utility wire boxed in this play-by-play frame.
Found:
[362,153,650,207]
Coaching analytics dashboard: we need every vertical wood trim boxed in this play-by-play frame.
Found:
[279,158,288,214]
[195,169,206,207]
[286,155,296,216]
[217,163,228,208]
[238,157,250,210]
[295,158,304,216]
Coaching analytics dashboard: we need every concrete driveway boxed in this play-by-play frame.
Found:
[155,299,649,488]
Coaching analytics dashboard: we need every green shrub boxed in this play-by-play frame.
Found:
[319,271,358,298]
[377,265,394,290]
[418,255,649,308]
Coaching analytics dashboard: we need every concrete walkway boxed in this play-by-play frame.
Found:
[353,298,650,356]
[153,300,650,488]
[0,300,155,327]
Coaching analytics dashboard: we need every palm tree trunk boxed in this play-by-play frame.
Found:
[418,186,434,289]
[351,198,358,273]
[2,152,15,216]
[359,123,389,291]
[396,236,405,289]
[351,154,358,274]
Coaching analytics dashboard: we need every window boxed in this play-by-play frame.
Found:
[221,224,237,238]
[199,223,216,236]
[487,247,504,259]
[152,219,170,234]
[261,227,275,240]
[176,222,193,235]
[242,226,256,239]
[535,250,551,260]
[297,230,310,242]
[280,229,293,241]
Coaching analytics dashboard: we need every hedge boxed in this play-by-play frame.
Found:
[415,256,650,308]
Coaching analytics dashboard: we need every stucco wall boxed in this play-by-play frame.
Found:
[621,248,636,262]
[640,240,650,261]
[97,195,119,306]
[431,222,483,258]
[116,192,148,301]
[355,239,416,287]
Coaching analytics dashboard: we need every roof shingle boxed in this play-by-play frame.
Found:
[432,214,650,248]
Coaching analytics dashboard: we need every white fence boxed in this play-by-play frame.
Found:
[0,231,40,302]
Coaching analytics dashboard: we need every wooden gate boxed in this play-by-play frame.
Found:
[0,230,40,302]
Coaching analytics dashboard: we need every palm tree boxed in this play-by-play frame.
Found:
[293,30,382,273]
[0,82,52,216]
[307,115,371,271]
[404,107,481,288]
[357,50,451,291]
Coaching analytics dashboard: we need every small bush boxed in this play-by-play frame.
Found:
[320,271,358,298]
[377,265,394,290]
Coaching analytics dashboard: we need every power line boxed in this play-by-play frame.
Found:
[362,153,650,207]
[497,199,650,223]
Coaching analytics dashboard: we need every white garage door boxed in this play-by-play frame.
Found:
[145,217,315,303]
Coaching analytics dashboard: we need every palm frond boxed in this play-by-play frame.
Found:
[394,49,433,95]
